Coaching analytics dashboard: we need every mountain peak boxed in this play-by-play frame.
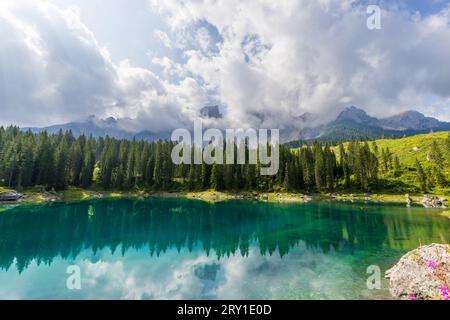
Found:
[103,117,118,126]
[335,106,380,126]
[200,106,223,119]
[399,110,424,116]
[380,110,439,130]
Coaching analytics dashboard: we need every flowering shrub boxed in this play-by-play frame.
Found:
[439,286,449,300]
[424,250,449,300]
[426,260,439,270]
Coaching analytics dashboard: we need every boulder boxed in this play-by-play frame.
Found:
[421,195,446,208]
[0,191,24,202]
[385,244,450,300]
[405,194,413,207]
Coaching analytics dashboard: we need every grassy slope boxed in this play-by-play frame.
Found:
[334,131,450,195]
[372,131,449,168]
[0,187,10,193]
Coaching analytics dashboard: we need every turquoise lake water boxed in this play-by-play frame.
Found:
[0,198,448,299]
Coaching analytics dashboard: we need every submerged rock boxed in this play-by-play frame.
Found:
[385,244,450,300]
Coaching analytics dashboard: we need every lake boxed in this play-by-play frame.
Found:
[0,198,448,300]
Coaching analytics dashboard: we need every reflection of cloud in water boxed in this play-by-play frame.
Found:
[0,241,390,299]
[70,242,376,300]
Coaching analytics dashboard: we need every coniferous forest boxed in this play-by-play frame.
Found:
[1,126,449,193]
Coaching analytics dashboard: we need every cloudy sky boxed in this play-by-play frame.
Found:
[1,0,450,132]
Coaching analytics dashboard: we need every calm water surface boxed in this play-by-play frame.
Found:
[0,198,448,300]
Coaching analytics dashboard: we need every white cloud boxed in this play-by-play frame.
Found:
[150,0,450,130]
[1,0,450,133]
[153,29,173,48]
[0,1,117,126]
[0,244,371,299]
[0,0,207,131]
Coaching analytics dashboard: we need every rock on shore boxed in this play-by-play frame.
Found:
[421,195,447,208]
[0,190,24,202]
[385,244,450,300]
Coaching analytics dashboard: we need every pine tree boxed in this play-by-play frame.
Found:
[140,143,151,182]
[224,165,234,190]
[433,165,446,187]
[20,139,35,187]
[338,143,350,188]
[393,156,401,177]
[153,143,163,188]
[380,148,387,173]
[324,145,335,191]
[125,144,136,188]
[313,144,324,191]
[188,164,196,190]
[69,141,83,186]
[4,140,19,188]
[200,163,209,189]
[415,159,427,192]
[372,141,379,159]
[99,140,116,189]
[161,143,173,189]
[430,141,444,170]
[446,133,450,163]
[81,142,95,189]
[34,133,54,188]
[54,138,69,190]
[302,147,314,191]
[283,163,290,191]
[211,163,223,190]
[386,147,393,171]
[144,156,155,186]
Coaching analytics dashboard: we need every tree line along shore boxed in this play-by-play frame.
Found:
[0,126,449,206]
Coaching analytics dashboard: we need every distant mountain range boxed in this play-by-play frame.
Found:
[22,106,226,141]
[287,106,450,145]
[22,106,450,143]
[23,115,170,141]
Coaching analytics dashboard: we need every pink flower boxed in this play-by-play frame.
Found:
[408,294,417,301]
[439,286,450,300]
[426,260,439,270]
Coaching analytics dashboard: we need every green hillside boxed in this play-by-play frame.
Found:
[371,132,449,167]
[335,131,450,195]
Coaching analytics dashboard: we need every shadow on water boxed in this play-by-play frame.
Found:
[0,198,448,273]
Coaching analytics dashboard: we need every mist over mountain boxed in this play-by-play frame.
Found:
[291,106,450,143]
[23,115,171,141]
[20,106,450,144]
[379,111,442,131]
[200,106,223,119]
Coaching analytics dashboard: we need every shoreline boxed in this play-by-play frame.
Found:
[1,187,449,215]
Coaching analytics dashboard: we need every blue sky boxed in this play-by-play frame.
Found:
[1,0,450,130]
[52,0,223,78]
[355,0,449,15]
[390,0,449,14]
[53,0,168,68]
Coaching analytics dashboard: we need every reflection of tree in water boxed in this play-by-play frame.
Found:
[0,199,447,273]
